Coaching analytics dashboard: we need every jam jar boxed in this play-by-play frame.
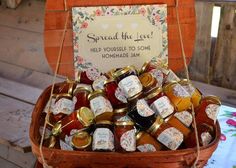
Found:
[73,86,91,111]
[185,123,214,148]
[57,79,76,95]
[147,116,184,150]
[92,75,107,91]
[139,61,158,74]
[114,66,143,98]
[76,67,101,84]
[88,90,113,122]
[92,120,114,151]
[113,107,132,122]
[179,79,202,108]
[114,121,136,152]
[163,82,192,111]
[174,110,193,127]
[52,107,94,136]
[139,72,157,94]
[164,69,180,84]
[195,96,221,126]
[71,131,92,151]
[104,78,127,108]
[136,131,163,152]
[128,98,156,129]
[145,87,163,105]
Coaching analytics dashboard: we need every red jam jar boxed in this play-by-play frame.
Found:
[104,78,127,108]
[145,87,163,105]
[52,107,94,136]
[139,72,157,94]
[76,67,101,84]
[195,96,221,126]
[114,66,143,98]
[88,90,113,122]
[73,86,91,111]
[114,121,136,152]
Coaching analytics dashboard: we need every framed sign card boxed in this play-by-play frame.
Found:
[72,5,168,80]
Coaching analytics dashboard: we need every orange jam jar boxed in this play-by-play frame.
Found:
[163,82,192,111]
[179,79,202,108]
[76,67,101,85]
[113,107,132,122]
[139,72,157,94]
[92,120,114,151]
[73,86,91,111]
[195,96,221,126]
[114,66,143,98]
[114,121,136,152]
[88,90,113,122]
[173,110,193,127]
[147,116,184,150]
[52,107,94,136]
[71,131,92,151]
[136,131,163,152]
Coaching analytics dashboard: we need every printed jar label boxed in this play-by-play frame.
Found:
[115,87,128,103]
[92,128,114,151]
[174,111,193,127]
[173,84,190,98]
[44,98,56,114]
[165,70,180,83]
[117,115,132,122]
[60,140,74,151]
[157,127,183,150]
[92,75,107,90]
[86,67,101,81]
[137,99,155,117]
[54,98,74,115]
[118,75,143,98]
[151,96,174,118]
[149,69,164,87]
[90,96,113,117]
[205,104,220,123]
[137,144,157,152]
[201,132,212,146]
[120,129,136,152]
[39,127,51,140]
[182,84,195,96]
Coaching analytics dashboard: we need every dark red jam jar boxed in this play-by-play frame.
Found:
[73,86,91,110]
[76,67,101,85]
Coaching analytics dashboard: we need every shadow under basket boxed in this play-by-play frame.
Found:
[29,83,221,168]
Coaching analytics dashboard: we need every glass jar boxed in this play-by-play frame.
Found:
[128,98,156,129]
[71,131,92,151]
[164,69,180,84]
[163,82,192,111]
[195,96,221,126]
[57,80,76,95]
[139,72,157,94]
[145,87,163,105]
[92,120,114,151]
[76,67,101,84]
[73,87,91,111]
[113,107,131,122]
[136,131,163,152]
[88,89,113,122]
[179,79,202,108]
[104,78,127,108]
[174,111,193,127]
[139,61,157,74]
[114,66,143,98]
[185,123,214,148]
[54,94,74,115]
[92,75,107,91]
[147,116,184,150]
[114,121,136,152]
[52,107,94,136]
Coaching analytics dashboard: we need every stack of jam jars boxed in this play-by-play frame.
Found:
[40,61,221,152]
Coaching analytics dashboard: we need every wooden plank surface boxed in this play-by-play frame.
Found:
[0,157,21,168]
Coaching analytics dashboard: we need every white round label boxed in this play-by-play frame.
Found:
[205,104,220,123]
[137,144,157,152]
[137,99,155,117]
[92,128,114,151]
[120,129,136,152]
[174,111,193,127]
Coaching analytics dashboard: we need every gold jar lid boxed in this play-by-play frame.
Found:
[55,93,72,101]
[52,122,62,136]
[77,107,95,127]
[139,72,156,89]
[103,78,116,85]
[179,79,192,85]
[147,116,164,134]
[114,107,128,114]
[106,68,117,78]
[48,136,57,148]
[145,87,162,100]
[163,81,178,91]
[127,92,143,102]
[114,121,134,126]
[71,131,92,149]
[73,86,91,96]
[88,89,105,100]
[76,71,82,83]
[140,61,150,74]
[203,95,221,105]
[113,66,135,78]
[96,120,113,125]
[136,131,145,140]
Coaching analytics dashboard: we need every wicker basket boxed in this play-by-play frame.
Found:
[29,83,221,168]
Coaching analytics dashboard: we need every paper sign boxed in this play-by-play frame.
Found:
[72,5,168,79]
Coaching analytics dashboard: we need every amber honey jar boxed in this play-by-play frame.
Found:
[52,107,94,136]
[104,78,127,108]
[92,75,107,91]
[195,96,221,126]
[76,67,101,84]
[73,86,91,111]
[139,72,157,94]
[114,121,136,152]
[147,116,184,150]
[163,82,192,111]
[113,107,131,122]
[113,66,143,98]
[174,111,193,127]
[128,98,156,129]
[71,131,92,151]
[179,79,202,108]
[92,120,114,151]
[88,89,113,122]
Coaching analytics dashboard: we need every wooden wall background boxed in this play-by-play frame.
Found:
[0,0,235,90]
